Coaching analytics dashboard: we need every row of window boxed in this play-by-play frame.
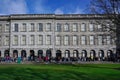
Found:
[0,23,108,32]
[0,35,112,46]
[13,23,104,32]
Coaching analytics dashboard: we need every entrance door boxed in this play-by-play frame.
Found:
[21,50,26,58]
[4,50,9,57]
[38,50,43,57]
[56,50,62,61]
[13,50,18,58]
[46,50,52,58]
[30,50,35,61]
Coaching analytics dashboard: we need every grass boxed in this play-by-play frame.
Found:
[0,64,120,80]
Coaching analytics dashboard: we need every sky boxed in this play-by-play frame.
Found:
[0,0,91,15]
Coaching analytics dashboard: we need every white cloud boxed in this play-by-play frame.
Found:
[0,0,28,15]
[54,8,64,14]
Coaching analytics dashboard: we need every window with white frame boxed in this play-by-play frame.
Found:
[106,23,110,31]
[14,23,19,32]
[38,23,43,32]
[97,24,102,32]
[0,24,2,32]
[13,35,18,45]
[81,23,86,32]
[29,23,35,32]
[46,35,51,45]
[89,24,94,32]
[55,36,61,45]
[56,23,61,32]
[21,23,27,32]
[64,23,69,32]
[73,35,78,45]
[72,23,78,32]
[4,36,9,46]
[81,35,86,45]
[29,35,35,45]
[5,24,9,32]
[38,35,43,45]
[89,35,94,45]
[21,35,26,45]
[46,23,51,31]
[64,35,69,45]
[106,35,111,45]
[98,36,103,45]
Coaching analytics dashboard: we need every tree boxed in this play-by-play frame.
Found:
[88,0,120,33]
[88,0,120,59]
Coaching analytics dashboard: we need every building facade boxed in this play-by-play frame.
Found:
[0,14,118,60]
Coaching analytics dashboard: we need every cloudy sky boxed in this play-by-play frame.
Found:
[0,0,90,15]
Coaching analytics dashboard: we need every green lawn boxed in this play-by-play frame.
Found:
[0,64,120,80]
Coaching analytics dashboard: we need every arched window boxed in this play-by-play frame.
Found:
[65,50,70,58]
[46,50,52,57]
[81,50,87,57]
[73,50,79,57]
[13,50,18,58]
[99,50,104,57]
[4,50,9,57]
[21,50,26,57]
[56,50,62,58]
[107,50,113,57]
[38,50,43,57]
[90,50,96,57]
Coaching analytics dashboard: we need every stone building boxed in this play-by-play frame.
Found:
[0,14,118,59]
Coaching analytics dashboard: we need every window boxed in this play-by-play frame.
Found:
[73,35,78,45]
[81,23,86,32]
[29,35,35,45]
[65,50,69,58]
[98,36,103,45]
[29,23,35,32]
[46,23,51,31]
[46,35,51,45]
[89,24,94,32]
[89,35,94,45]
[64,35,69,45]
[97,24,102,32]
[21,23,27,32]
[14,23,19,32]
[106,23,110,31]
[106,36,111,45]
[38,35,43,45]
[0,36,1,46]
[64,23,69,32]
[13,35,18,45]
[56,23,61,32]
[72,23,78,32]
[55,36,61,45]
[4,36,9,46]
[81,35,86,45]
[0,24,2,32]
[38,23,43,32]
[5,24,9,32]
[21,35,26,45]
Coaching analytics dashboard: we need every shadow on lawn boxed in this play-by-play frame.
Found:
[0,67,89,80]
